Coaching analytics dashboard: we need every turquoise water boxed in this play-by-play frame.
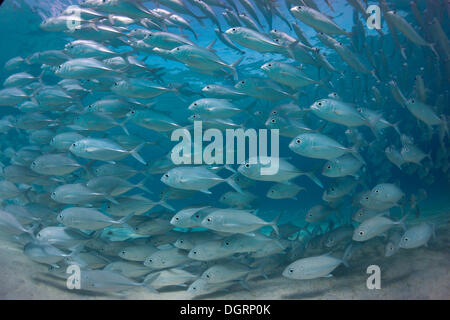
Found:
[0,0,449,299]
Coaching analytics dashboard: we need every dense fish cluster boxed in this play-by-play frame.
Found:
[0,0,448,297]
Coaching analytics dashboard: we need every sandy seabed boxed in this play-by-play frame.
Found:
[0,214,449,300]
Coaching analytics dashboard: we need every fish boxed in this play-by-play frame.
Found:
[353,214,409,242]
[282,245,352,280]
[69,138,146,165]
[56,207,133,230]
[289,133,364,163]
[0,0,448,299]
[399,223,435,249]
[144,248,191,269]
[161,166,242,194]
[201,208,279,235]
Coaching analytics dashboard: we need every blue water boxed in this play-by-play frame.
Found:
[0,0,449,298]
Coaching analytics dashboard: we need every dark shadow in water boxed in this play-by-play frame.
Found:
[381,271,416,287]
[157,285,188,293]
[31,273,113,298]
[282,289,330,300]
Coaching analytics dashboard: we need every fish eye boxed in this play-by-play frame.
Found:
[318,102,322,106]
[296,139,301,144]
[271,119,276,123]
[175,217,179,220]
[331,188,335,191]
[359,213,363,216]
[206,86,210,89]
[245,163,250,168]
[164,174,169,178]
[271,190,274,193]
[148,259,152,262]
[193,251,197,255]
[206,274,210,278]
[225,241,230,246]
[232,28,236,31]
[272,111,277,115]
[289,269,293,273]
[375,190,379,193]
[192,287,196,290]
[404,237,409,241]
[241,80,245,84]
[359,231,364,236]
[194,103,197,106]
[207,218,211,222]
[411,99,415,104]
[365,196,369,200]
[327,165,331,169]
[268,63,272,67]
[176,48,180,51]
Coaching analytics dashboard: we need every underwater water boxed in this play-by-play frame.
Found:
[0,0,449,300]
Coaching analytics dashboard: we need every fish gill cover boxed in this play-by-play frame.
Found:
[0,0,449,299]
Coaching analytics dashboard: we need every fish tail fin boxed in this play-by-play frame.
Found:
[370,69,380,82]
[223,164,236,174]
[68,243,84,257]
[304,169,324,189]
[156,199,175,212]
[429,43,439,58]
[225,173,243,193]
[390,121,402,136]
[118,118,130,136]
[82,160,95,179]
[116,212,135,231]
[26,222,40,239]
[396,212,411,230]
[136,177,153,194]
[269,214,281,237]
[130,143,147,165]
[285,40,299,59]
[37,70,45,84]
[229,56,243,81]
[349,144,366,165]
[105,195,119,205]
[142,273,159,294]
[341,243,353,267]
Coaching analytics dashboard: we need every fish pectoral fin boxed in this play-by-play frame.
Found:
[199,189,212,194]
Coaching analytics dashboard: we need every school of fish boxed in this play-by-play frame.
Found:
[0,0,448,298]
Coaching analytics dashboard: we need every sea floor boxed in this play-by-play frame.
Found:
[0,208,449,300]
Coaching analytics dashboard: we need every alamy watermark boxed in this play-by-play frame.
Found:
[65,5,82,31]
[66,264,81,289]
[366,5,381,30]
[170,121,280,175]
[366,265,381,289]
